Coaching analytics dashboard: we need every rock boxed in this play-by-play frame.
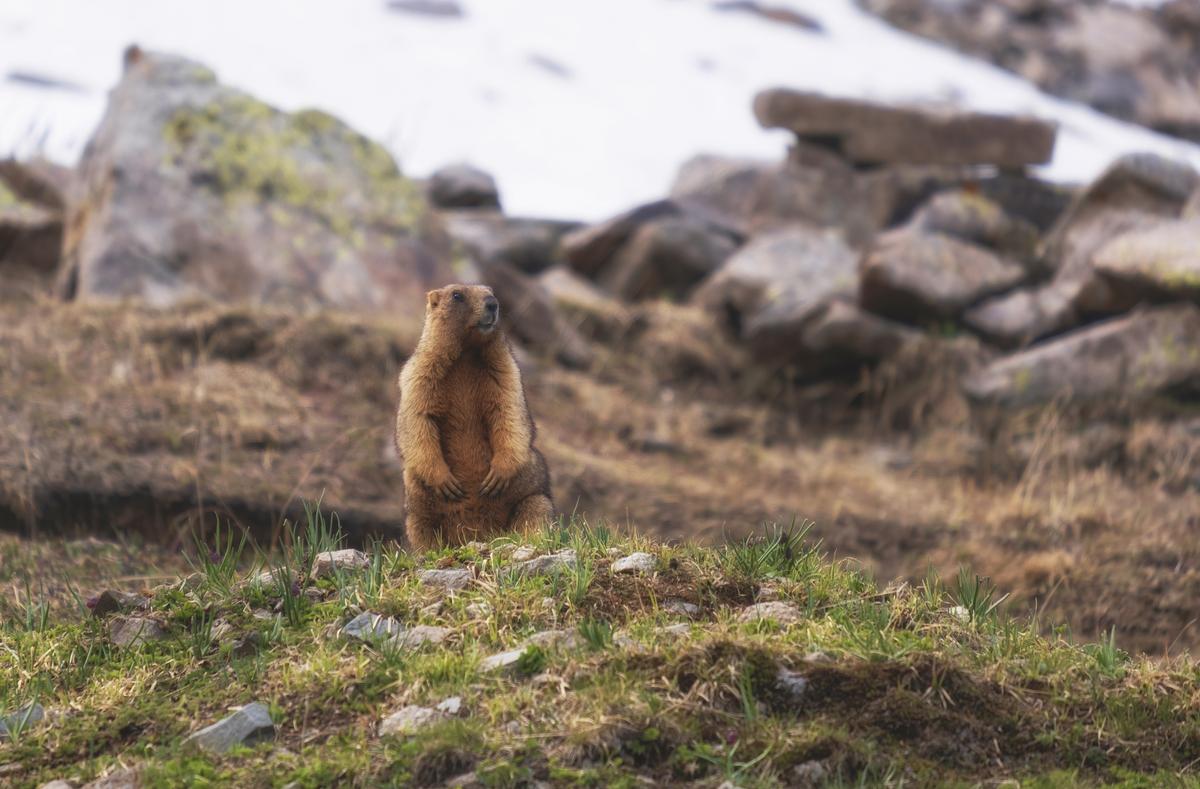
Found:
[38,781,76,789]
[510,545,537,562]
[962,281,1079,348]
[963,303,1200,408]
[465,601,491,619]
[693,226,858,334]
[379,705,443,737]
[479,647,526,674]
[478,258,593,369]
[663,599,700,616]
[0,703,44,739]
[109,616,166,648]
[311,549,370,579]
[560,199,682,278]
[537,265,632,341]
[183,702,275,754]
[611,552,657,574]
[417,567,473,591]
[0,157,70,211]
[442,211,579,274]
[670,152,878,246]
[600,216,738,302]
[428,163,500,209]
[736,601,803,625]
[754,89,1057,167]
[89,589,148,618]
[58,48,450,315]
[387,0,464,18]
[393,625,451,649]
[745,297,919,371]
[523,629,581,649]
[908,190,1039,261]
[81,768,139,789]
[792,760,828,785]
[436,696,462,715]
[512,549,577,577]
[860,229,1028,322]
[660,623,691,637]
[775,668,809,700]
[1094,218,1200,302]
[231,631,263,658]
[0,174,61,283]
[341,612,405,644]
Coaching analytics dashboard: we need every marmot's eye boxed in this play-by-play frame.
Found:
[452,291,464,302]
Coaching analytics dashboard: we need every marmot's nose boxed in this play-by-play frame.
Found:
[484,297,499,314]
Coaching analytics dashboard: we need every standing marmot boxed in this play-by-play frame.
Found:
[395,284,554,549]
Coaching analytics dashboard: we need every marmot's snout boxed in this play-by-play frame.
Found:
[479,295,500,332]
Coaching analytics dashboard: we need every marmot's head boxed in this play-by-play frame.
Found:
[424,284,501,345]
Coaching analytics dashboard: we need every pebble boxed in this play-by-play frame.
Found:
[311,549,370,579]
[611,552,657,574]
[417,568,473,591]
[108,616,167,648]
[184,702,275,754]
[735,601,803,625]
[379,705,442,737]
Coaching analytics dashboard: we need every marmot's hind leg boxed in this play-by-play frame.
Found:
[405,510,444,552]
[508,494,554,536]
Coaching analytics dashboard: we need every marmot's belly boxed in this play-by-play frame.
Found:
[440,422,493,489]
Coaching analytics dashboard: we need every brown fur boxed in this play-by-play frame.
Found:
[395,284,554,550]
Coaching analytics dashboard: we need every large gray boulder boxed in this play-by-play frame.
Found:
[969,153,1200,346]
[963,304,1200,408]
[754,89,1057,167]
[427,163,500,210]
[745,297,919,372]
[1094,218,1200,302]
[441,211,579,275]
[58,48,452,316]
[859,229,1027,323]
[693,226,858,333]
[600,215,738,301]
[908,190,1039,261]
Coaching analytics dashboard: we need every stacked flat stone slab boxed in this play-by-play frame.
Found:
[754,89,1057,168]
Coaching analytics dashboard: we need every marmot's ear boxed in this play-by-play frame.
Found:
[426,290,441,309]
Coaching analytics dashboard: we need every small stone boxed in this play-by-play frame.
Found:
[184,702,275,754]
[109,616,167,648]
[756,583,783,602]
[659,623,691,637]
[252,609,275,621]
[480,648,525,674]
[510,546,537,562]
[793,760,828,785]
[949,605,971,623]
[89,590,147,619]
[210,619,234,641]
[418,568,473,591]
[379,705,443,737]
[539,596,557,612]
[311,549,370,579]
[465,602,491,619]
[606,547,623,557]
[341,612,404,644]
[463,541,487,552]
[436,696,462,715]
[445,773,480,788]
[0,703,44,739]
[513,549,577,577]
[302,588,325,603]
[394,625,452,649]
[38,780,75,789]
[736,602,803,625]
[611,552,657,574]
[776,667,809,699]
[81,768,139,789]
[523,629,580,649]
[664,600,700,616]
[503,720,522,734]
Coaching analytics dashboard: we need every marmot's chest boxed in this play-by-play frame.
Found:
[434,358,497,478]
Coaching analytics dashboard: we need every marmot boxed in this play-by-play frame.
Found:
[395,284,554,550]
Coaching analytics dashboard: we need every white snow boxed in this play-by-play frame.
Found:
[1,0,1197,221]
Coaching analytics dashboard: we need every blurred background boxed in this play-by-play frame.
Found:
[2,0,1200,655]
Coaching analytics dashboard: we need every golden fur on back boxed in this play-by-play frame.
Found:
[395,284,553,549]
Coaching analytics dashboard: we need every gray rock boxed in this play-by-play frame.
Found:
[379,705,443,737]
[436,696,462,715]
[745,297,919,371]
[776,667,809,699]
[963,280,1080,349]
[964,303,1200,408]
[428,163,500,209]
[736,601,803,625]
[89,589,148,618]
[860,229,1028,322]
[417,567,473,591]
[600,216,738,302]
[442,211,579,274]
[184,702,274,754]
[0,702,44,739]
[754,88,1057,168]
[659,623,691,637]
[510,545,537,562]
[512,549,577,577]
[81,768,139,789]
[341,612,405,644]
[479,647,526,673]
[793,760,828,785]
[109,616,167,648]
[393,625,452,649]
[560,199,687,278]
[57,48,450,315]
[523,629,581,649]
[611,552,657,574]
[663,599,700,616]
[693,226,858,334]
[38,781,76,789]
[537,265,632,341]
[909,189,1039,261]
[1094,218,1200,302]
[311,549,370,579]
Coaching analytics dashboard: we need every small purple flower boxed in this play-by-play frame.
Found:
[290,580,302,598]
[85,595,99,610]
[724,728,739,745]
[209,550,222,565]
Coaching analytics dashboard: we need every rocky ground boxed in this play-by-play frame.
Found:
[2,39,1200,785]
[3,521,1200,787]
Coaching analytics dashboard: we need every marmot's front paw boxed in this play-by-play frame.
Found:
[432,473,467,501]
[479,466,512,497]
